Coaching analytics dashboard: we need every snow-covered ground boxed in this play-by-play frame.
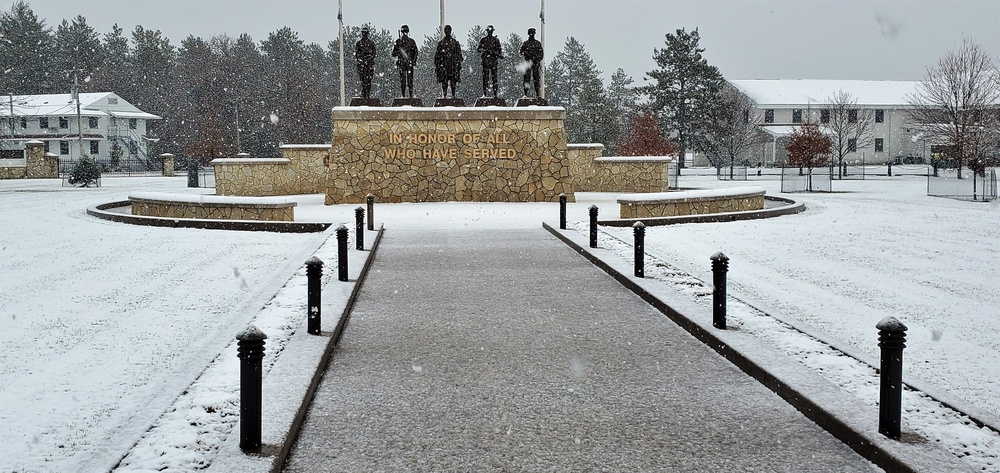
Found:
[1,172,998,471]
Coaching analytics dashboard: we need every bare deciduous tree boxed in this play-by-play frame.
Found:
[907,38,1000,179]
[823,90,874,178]
[704,85,765,178]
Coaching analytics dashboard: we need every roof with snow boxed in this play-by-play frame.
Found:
[0,92,161,120]
[729,80,922,107]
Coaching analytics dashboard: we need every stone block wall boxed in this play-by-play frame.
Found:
[589,157,673,193]
[566,143,604,190]
[280,145,329,194]
[619,188,765,219]
[130,195,296,221]
[1,142,57,180]
[567,144,672,193]
[328,107,573,204]
[213,158,294,196]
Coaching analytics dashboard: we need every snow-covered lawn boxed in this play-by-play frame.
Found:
[1,172,997,471]
[609,174,1000,419]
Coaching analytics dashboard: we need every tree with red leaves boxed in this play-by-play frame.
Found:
[786,123,831,169]
[786,123,832,191]
[617,111,677,157]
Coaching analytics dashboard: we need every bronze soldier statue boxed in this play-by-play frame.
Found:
[477,25,503,98]
[434,25,463,99]
[520,27,543,98]
[355,26,377,99]
[391,25,418,98]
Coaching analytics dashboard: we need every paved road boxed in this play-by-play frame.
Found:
[283,228,879,472]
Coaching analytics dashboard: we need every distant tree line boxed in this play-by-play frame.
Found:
[4,1,993,173]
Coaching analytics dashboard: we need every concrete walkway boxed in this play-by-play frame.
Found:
[283,228,878,472]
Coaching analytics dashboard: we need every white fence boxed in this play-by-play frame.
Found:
[927,168,997,201]
[781,166,832,193]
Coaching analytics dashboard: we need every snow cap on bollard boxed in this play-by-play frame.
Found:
[306,256,324,268]
[236,324,268,342]
[710,251,729,263]
[876,316,908,332]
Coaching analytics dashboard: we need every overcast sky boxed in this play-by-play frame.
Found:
[20,0,1000,83]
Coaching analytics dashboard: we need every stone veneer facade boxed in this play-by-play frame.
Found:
[213,146,329,197]
[0,141,58,179]
[327,107,572,204]
[130,195,296,221]
[567,144,674,193]
[619,189,765,219]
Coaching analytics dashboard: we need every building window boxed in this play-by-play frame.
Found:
[792,109,803,123]
[89,140,99,155]
[875,109,884,123]
[59,117,69,129]
[19,117,26,129]
[43,141,50,152]
[874,138,884,152]
[820,109,830,123]
[39,117,49,128]
[848,138,857,152]
[764,109,774,123]
[848,109,858,123]
[129,118,137,130]
[59,141,69,155]
[108,97,118,105]
[88,117,99,129]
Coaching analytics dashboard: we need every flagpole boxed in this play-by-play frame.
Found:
[539,0,545,99]
[338,0,345,106]
[439,0,445,38]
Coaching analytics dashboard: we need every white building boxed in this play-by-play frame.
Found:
[728,79,926,165]
[0,92,161,167]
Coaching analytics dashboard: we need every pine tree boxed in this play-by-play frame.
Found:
[0,1,54,94]
[174,35,225,162]
[499,32,524,100]
[645,28,726,169]
[53,16,102,93]
[92,24,130,98]
[605,68,641,155]
[462,25,486,103]
[129,26,176,116]
[546,37,616,146]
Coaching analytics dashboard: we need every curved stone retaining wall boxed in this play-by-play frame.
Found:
[618,186,766,219]
[130,192,297,221]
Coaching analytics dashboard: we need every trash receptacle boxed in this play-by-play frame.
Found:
[187,163,199,188]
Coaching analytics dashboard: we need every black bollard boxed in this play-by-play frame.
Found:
[711,252,729,329]
[887,161,893,177]
[633,221,646,278]
[589,205,599,248]
[559,193,567,230]
[336,224,348,282]
[877,316,908,439]
[355,207,365,251]
[305,257,323,335]
[237,325,267,452]
[366,194,374,231]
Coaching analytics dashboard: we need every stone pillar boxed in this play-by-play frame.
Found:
[25,140,57,178]
[160,153,175,177]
